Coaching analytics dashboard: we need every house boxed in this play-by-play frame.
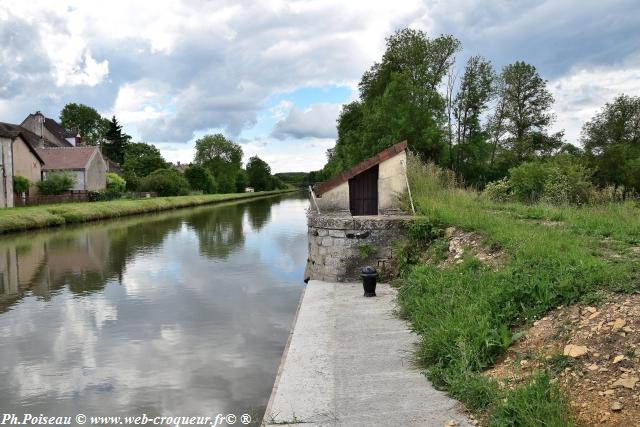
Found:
[244,187,255,192]
[0,123,45,207]
[20,111,79,147]
[36,146,107,191]
[312,141,408,215]
[106,158,123,175]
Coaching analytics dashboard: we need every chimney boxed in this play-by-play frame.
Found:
[34,111,45,137]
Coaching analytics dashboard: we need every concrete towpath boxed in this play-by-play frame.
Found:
[263,280,471,427]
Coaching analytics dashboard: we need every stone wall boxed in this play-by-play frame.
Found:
[304,213,411,282]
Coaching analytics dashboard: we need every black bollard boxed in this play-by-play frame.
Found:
[360,266,377,297]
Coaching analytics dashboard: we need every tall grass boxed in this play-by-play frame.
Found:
[396,155,638,424]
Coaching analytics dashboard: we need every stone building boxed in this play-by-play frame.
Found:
[36,147,107,191]
[0,124,45,207]
[311,141,408,215]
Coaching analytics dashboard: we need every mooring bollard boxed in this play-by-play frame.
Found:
[361,266,377,297]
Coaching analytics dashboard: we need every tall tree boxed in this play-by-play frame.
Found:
[193,134,243,193]
[60,103,109,146]
[325,29,461,175]
[246,156,272,191]
[103,116,131,164]
[499,61,557,160]
[122,142,167,178]
[451,56,495,184]
[582,94,640,191]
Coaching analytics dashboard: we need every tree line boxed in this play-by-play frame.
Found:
[314,28,640,202]
[57,104,286,197]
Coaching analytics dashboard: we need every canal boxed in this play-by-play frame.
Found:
[0,193,308,423]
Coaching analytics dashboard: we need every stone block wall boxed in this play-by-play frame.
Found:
[304,213,411,282]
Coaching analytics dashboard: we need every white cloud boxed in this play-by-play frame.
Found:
[272,103,341,139]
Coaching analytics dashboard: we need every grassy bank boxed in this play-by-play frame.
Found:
[0,189,297,234]
[395,159,639,425]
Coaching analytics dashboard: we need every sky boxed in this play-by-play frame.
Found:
[1,0,639,172]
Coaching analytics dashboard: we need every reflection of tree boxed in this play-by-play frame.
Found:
[185,204,246,259]
[246,197,272,231]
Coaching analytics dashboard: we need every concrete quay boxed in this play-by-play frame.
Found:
[263,280,471,427]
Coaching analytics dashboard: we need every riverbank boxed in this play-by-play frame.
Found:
[395,159,640,425]
[263,280,472,426]
[0,189,297,234]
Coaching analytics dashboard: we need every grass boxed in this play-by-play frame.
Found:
[395,158,640,425]
[0,189,296,234]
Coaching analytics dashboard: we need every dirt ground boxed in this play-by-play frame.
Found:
[485,294,640,426]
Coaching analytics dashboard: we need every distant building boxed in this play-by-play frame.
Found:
[0,124,45,207]
[36,146,107,191]
[312,141,408,215]
[245,187,255,192]
[171,161,190,173]
[106,158,124,175]
[20,111,80,147]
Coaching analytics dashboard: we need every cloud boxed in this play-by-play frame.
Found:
[272,103,341,139]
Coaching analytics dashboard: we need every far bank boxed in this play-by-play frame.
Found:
[0,189,298,235]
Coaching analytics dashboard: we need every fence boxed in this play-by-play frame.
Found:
[14,191,90,206]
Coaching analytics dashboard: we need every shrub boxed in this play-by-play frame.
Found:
[13,176,30,194]
[508,162,549,203]
[483,178,512,202]
[37,172,76,195]
[184,165,217,194]
[122,170,140,191]
[139,168,190,196]
[106,173,126,193]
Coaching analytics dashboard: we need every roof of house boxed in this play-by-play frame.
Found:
[22,113,74,147]
[36,146,100,171]
[0,122,45,164]
[313,140,408,196]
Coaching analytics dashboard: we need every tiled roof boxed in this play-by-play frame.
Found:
[44,117,76,141]
[0,122,45,164]
[36,146,99,171]
[313,140,407,196]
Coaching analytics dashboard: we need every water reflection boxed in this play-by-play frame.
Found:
[0,193,307,421]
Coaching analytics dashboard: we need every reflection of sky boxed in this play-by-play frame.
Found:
[0,194,308,420]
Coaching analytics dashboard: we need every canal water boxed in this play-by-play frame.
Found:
[0,193,308,423]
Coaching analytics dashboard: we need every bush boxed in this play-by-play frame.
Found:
[13,176,30,194]
[37,172,76,195]
[508,162,549,203]
[483,178,512,202]
[139,168,190,196]
[184,165,217,194]
[106,173,126,193]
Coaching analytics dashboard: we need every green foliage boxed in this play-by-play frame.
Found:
[246,155,272,191]
[324,29,460,176]
[582,94,640,193]
[358,243,376,260]
[37,172,76,195]
[235,169,249,192]
[508,162,549,202]
[13,176,30,194]
[122,170,140,191]
[193,134,243,193]
[483,178,512,202]
[139,168,190,196]
[102,116,131,164]
[106,173,126,193]
[184,165,217,194]
[59,103,109,145]
[488,374,572,427]
[122,142,167,178]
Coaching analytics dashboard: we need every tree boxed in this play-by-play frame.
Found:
[193,134,243,193]
[235,169,249,192]
[122,142,167,179]
[324,29,461,175]
[582,94,640,191]
[185,165,217,194]
[103,116,131,164]
[139,169,190,196]
[451,56,495,185]
[60,103,109,146]
[246,156,272,191]
[498,61,557,160]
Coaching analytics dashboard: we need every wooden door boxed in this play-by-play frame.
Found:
[349,165,378,216]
